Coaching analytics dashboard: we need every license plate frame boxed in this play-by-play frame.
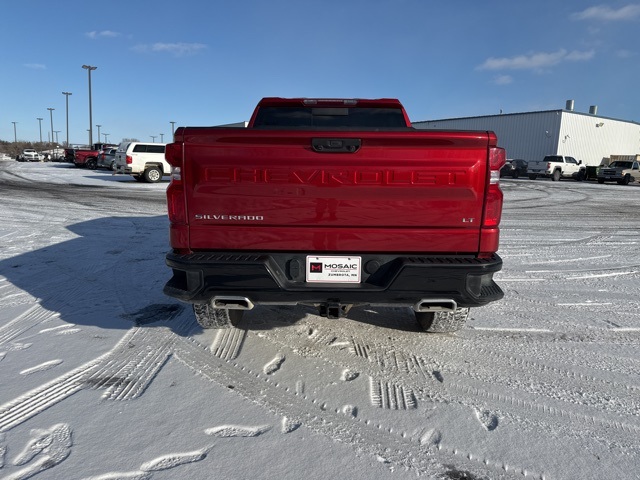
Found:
[305,256,362,283]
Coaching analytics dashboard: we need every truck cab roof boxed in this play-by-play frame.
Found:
[249,97,412,130]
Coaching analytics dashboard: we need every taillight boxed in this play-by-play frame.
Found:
[166,143,186,225]
[126,155,133,165]
[167,181,186,225]
[482,146,506,228]
[165,142,182,167]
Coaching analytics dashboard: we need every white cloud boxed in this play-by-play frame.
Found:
[571,4,640,21]
[493,75,513,85]
[132,42,207,56]
[477,49,594,72]
[616,49,636,58]
[565,49,596,61]
[23,63,46,70]
[86,30,121,39]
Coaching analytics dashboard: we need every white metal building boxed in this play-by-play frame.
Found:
[412,101,640,167]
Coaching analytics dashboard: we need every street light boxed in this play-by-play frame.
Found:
[62,92,72,146]
[82,64,97,146]
[37,118,43,143]
[150,135,157,142]
[11,122,18,142]
[47,108,55,146]
[160,133,164,142]
[103,133,109,143]
[170,121,176,136]
[96,124,101,143]
[54,131,60,144]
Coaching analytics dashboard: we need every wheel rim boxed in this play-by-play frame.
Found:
[148,169,161,182]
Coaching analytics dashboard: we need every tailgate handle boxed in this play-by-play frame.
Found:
[312,138,361,153]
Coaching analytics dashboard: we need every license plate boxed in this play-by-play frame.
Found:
[306,256,361,283]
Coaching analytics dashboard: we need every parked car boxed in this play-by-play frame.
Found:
[500,159,528,178]
[597,160,640,185]
[114,142,168,182]
[96,148,117,170]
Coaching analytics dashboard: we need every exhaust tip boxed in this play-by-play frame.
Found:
[212,296,254,310]
[413,299,457,313]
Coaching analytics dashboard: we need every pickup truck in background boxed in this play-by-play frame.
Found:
[527,155,586,181]
[163,97,505,333]
[597,160,640,185]
[18,149,43,162]
[73,143,117,169]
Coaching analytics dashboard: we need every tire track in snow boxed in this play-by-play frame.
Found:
[0,310,534,478]
[0,305,59,346]
[20,360,63,376]
[210,327,246,360]
[171,333,525,479]
[258,318,640,458]
[0,327,174,431]
[369,378,416,410]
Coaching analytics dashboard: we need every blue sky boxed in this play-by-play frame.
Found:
[1,1,639,145]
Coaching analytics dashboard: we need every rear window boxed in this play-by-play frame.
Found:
[252,107,409,129]
[132,144,165,153]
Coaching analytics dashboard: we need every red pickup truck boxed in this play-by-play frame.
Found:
[74,143,117,169]
[163,98,505,332]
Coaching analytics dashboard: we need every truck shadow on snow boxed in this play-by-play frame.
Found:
[0,215,189,335]
[238,304,423,333]
[0,215,423,336]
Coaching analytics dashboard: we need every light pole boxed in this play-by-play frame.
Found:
[150,135,157,142]
[82,64,97,146]
[103,133,109,143]
[37,118,43,143]
[160,133,164,142]
[62,92,72,146]
[11,122,18,142]
[96,124,101,143]
[54,131,60,144]
[170,121,176,136]
[47,108,55,146]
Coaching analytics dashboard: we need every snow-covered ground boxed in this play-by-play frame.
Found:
[0,160,639,480]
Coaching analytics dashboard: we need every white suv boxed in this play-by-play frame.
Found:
[115,142,168,183]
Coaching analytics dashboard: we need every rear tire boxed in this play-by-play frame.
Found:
[193,304,243,329]
[528,174,537,180]
[552,169,561,181]
[512,170,519,179]
[143,166,162,183]
[86,158,97,170]
[597,178,605,184]
[416,308,469,333]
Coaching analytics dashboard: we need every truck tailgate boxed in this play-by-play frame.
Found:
[180,128,492,253]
